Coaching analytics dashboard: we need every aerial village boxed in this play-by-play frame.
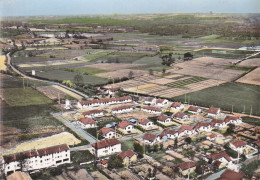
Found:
[1,13,260,180]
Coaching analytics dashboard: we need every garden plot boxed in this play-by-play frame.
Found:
[96,69,148,79]
[36,85,67,100]
[84,63,143,71]
[236,67,260,86]
[169,57,244,81]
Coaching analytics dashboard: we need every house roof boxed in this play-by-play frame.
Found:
[142,106,161,112]
[118,149,135,159]
[145,97,155,102]
[208,107,220,114]
[217,169,244,180]
[137,118,151,125]
[98,127,115,136]
[193,122,210,130]
[38,144,69,156]
[208,134,217,139]
[91,138,120,149]
[174,112,186,118]
[207,151,231,162]
[254,140,260,147]
[224,115,239,123]
[210,119,225,127]
[160,129,177,138]
[112,105,132,111]
[100,159,107,165]
[117,121,131,129]
[231,140,246,148]
[171,102,182,108]
[79,117,96,125]
[109,87,121,92]
[173,161,197,171]
[178,125,193,134]
[156,99,165,104]
[188,106,199,112]
[83,109,102,115]
[143,133,157,142]
[157,114,169,122]
[6,172,32,180]
[80,96,131,105]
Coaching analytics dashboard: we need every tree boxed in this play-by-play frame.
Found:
[146,145,152,153]
[162,68,166,74]
[153,144,159,152]
[184,52,193,60]
[174,138,178,148]
[108,154,123,169]
[149,69,154,75]
[73,73,84,86]
[134,142,144,158]
[160,143,163,150]
[185,137,192,144]
[226,123,235,134]
[128,71,134,79]
[161,53,175,66]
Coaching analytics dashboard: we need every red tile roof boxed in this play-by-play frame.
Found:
[118,149,135,159]
[210,119,225,127]
[91,138,121,149]
[80,96,131,105]
[208,134,217,139]
[224,115,239,123]
[173,161,197,171]
[145,97,155,102]
[174,112,186,118]
[188,106,199,112]
[83,109,102,115]
[143,133,157,142]
[193,122,210,130]
[207,151,231,162]
[142,106,161,112]
[117,121,131,129]
[38,144,69,156]
[160,129,177,138]
[79,117,96,125]
[171,102,182,108]
[100,159,108,165]
[208,107,220,114]
[98,127,115,136]
[217,169,244,180]
[157,114,169,122]
[112,105,132,111]
[231,140,246,148]
[137,118,151,125]
[3,150,38,164]
[156,99,164,104]
[178,125,193,134]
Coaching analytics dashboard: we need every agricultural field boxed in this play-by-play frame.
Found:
[166,77,207,88]
[238,58,260,67]
[36,85,73,100]
[133,55,171,71]
[236,67,260,86]
[95,53,145,63]
[84,63,143,71]
[0,55,7,71]
[173,82,260,116]
[96,69,148,79]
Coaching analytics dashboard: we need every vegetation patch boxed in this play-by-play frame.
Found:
[166,77,207,88]
[241,116,260,126]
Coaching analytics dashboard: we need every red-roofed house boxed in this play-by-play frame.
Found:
[178,125,196,137]
[217,169,244,180]
[142,106,161,115]
[188,106,201,114]
[98,127,116,139]
[210,119,226,129]
[155,99,169,107]
[207,107,221,118]
[100,159,108,168]
[160,129,177,140]
[173,161,197,176]
[205,151,232,169]
[77,117,97,129]
[224,115,242,126]
[193,122,212,132]
[118,149,137,166]
[137,118,154,129]
[117,121,134,134]
[144,97,156,105]
[170,102,184,111]
[91,139,121,157]
[173,112,189,121]
[230,140,247,154]
[112,105,133,115]
[83,109,104,118]
[157,114,172,125]
[143,133,160,145]
[207,133,222,141]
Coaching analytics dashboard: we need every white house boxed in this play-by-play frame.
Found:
[224,115,242,126]
[143,133,160,145]
[177,125,196,137]
[112,105,133,115]
[157,114,172,125]
[155,99,169,107]
[3,144,70,175]
[142,106,161,115]
[210,119,227,129]
[83,109,104,118]
[77,117,97,129]
[91,138,121,157]
[230,140,247,154]
[160,129,178,140]
[117,121,134,134]
[98,127,116,139]
[188,106,201,114]
[207,133,222,141]
[106,87,121,95]
[170,102,184,111]
[205,151,232,169]
[193,122,212,132]
[137,118,154,129]
[144,97,156,105]
[207,107,221,118]
[173,112,189,121]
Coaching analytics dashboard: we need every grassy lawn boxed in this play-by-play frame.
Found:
[71,150,95,165]
[1,76,51,88]
[3,87,53,106]
[166,76,207,88]
[173,82,260,116]
[121,139,135,151]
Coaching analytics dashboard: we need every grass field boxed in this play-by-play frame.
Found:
[67,67,110,75]
[166,77,207,88]
[133,55,171,71]
[172,82,260,116]
[84,50,114,61]
[96,54,145,64]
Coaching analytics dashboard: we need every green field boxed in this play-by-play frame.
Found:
[1,77,51,88]
[4,87,53,106]
[84,50,114,61]
[133,55,171,71]
[66,67,109,75]
[172,82,260,116]
[96,53,145,64]
[166,77,207,88]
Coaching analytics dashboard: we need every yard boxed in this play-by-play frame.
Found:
[121,139,135,151]
[173,82,260,116]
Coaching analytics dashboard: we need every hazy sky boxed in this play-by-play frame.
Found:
[0,0,259,17]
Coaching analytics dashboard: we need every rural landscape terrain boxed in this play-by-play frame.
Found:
[0,13,260,180]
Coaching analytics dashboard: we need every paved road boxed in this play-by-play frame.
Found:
[70,144,92,151]
[52,112,98,144]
